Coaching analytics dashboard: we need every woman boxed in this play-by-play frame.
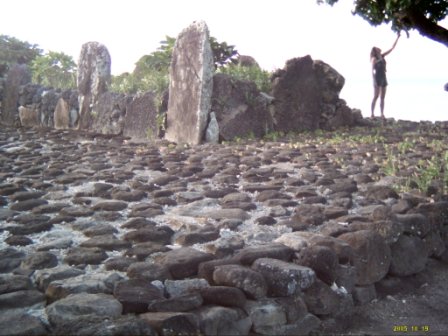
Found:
[370,33,400,119]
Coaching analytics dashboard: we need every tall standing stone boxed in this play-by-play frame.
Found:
[77,42,111,130]
[1,64,31,125]
[54,98,71,129]
[165,21,214,145]
[54,90,79,129]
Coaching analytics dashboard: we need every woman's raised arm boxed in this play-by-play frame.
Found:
[382,33,401,57]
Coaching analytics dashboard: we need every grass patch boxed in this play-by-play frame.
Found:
[381,139,448,195]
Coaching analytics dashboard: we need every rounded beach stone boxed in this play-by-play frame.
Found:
[5,235,33,246]
[113,279,164,314]
[252,257,316,296]
[389,234,428,276]
[64,247,108,266]
[295,245,339,285]
[213,264,267,299]
[46,293,122,326]
[338,230,391,285]
[21,251,58,270]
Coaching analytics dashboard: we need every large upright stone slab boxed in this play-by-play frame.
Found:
[91,91,128,135]
[123,91,159,140]
[165,21,214,145]
[54,98,71,129]
[1,64,31,125]
[77,42,111,130]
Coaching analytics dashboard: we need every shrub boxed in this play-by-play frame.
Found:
[217,64,272,93]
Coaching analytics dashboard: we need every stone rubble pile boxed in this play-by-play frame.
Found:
[0,120,447,335]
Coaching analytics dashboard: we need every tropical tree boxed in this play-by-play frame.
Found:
[111,37,174,95]
[209,36,239,68]
[111,35,240,95]
[133,35,239,75]
[320,0,448,47]
[133,36,175,78]
[30,51,77,89]
[110,72,139,94]
[0,35,42,76]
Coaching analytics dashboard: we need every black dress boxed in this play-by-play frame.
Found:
[373,58,388,87]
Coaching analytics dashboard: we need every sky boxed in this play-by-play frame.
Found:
[1,0,447,122]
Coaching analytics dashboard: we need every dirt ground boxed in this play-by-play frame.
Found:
[332,258,448,336]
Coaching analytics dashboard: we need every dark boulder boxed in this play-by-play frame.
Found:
[113,279,164,314]
[339,230,391,285]
[209,73,274,141]
[271,55,361,133]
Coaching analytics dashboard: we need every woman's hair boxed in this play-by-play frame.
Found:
[370,47,380,59]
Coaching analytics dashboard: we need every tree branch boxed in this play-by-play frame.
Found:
[405,7,448,47]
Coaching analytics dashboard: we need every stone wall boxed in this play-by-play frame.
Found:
[0,79,163,142]
[1,79,79,129]
[1,23,363,143]
[1,64,31,125]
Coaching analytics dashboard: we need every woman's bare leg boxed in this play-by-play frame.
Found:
[380,86,387,118]
[371,85,380,117]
